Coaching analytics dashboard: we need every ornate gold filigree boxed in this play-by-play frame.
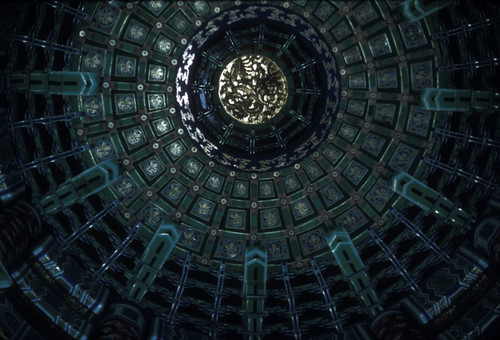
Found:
[218,55,287,124]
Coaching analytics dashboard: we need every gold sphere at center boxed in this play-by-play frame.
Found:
[218,55,288,125]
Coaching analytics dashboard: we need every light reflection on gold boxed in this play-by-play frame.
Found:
[218,55,288,125]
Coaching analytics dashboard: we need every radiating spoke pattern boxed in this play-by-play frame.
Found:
[1,1,500,339]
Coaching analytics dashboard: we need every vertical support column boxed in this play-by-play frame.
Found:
[421,88,500,111]
[243,246,267,340]
[127,223,180,302]
[400,0,448,22]
[39,159,120,214]
[391,171,471,227]
[97,303,145,340]
[327,228,381,316]
[9,71,100,95]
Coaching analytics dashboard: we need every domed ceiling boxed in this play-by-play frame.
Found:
[0,1,500,339]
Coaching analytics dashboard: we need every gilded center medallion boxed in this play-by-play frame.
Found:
[218,55,288,125]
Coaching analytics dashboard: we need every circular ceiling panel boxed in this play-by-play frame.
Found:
[176,4,340,171]
[218,54,288,125]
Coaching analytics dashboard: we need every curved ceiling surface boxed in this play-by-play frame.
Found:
[0,1,500,340]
